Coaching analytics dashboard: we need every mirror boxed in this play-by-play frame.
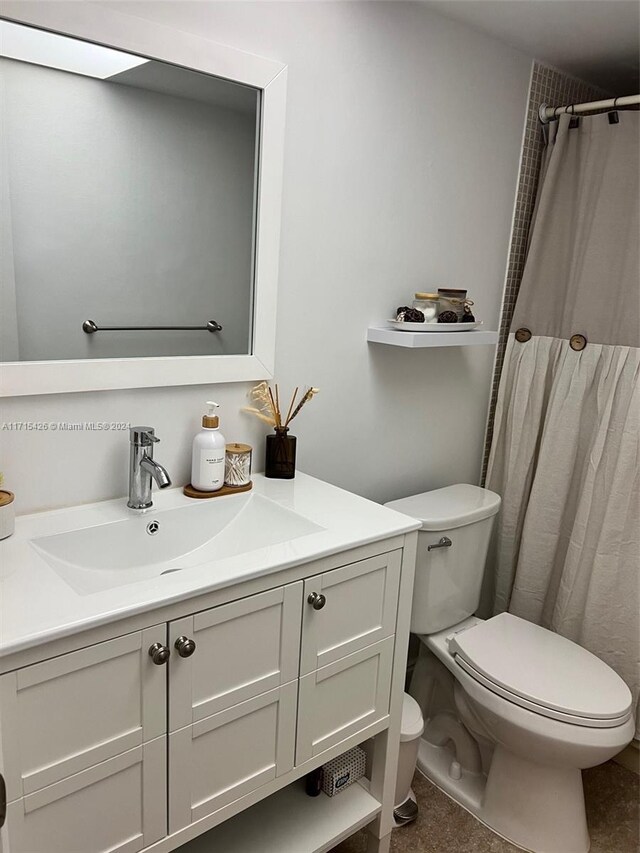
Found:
[0,4,286,396]
[1,20,259,362]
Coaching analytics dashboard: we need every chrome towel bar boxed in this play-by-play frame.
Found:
[82,319,222,334]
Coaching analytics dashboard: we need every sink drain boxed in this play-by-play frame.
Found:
[146,520,160,535]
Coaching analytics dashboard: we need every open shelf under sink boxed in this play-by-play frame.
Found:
[173,779,380,853]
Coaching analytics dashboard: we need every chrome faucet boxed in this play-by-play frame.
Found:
[128,426,172,510]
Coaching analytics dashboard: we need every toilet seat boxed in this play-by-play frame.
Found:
[448,613,632,729]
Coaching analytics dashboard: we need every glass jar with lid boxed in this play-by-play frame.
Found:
[412,293,439,323]
[437,288,467,321]
[224,443,252,487]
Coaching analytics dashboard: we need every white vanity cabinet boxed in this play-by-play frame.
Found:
[0,541,415,853]
[0,627,168,853]
[296,552,401,764]
[167,584,302,832]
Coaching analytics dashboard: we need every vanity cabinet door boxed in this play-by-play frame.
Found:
[2,738,166,853]
[0,626,167,803]
[168,583,302,730]
[168,682,297,833]
[300,551,401,676]
[296,637,394,764]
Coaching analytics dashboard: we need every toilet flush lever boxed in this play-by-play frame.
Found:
[427,536,452,551]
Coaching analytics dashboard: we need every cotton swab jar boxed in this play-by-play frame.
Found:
[224,443,252,487]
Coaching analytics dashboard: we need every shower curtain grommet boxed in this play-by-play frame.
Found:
[515,327,532,342]
[569,334,587,351]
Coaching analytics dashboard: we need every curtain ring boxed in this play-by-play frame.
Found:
[613,96,619,108]
[568,104,575,115]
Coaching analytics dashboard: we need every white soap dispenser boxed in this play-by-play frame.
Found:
[191,401,226,492]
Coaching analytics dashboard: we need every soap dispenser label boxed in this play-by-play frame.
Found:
[198,450,225,487]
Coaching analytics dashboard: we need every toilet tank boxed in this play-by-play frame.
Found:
[385,485,501,635]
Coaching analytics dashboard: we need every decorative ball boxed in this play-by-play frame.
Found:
[438,310,458,323]
[396,306,425,323]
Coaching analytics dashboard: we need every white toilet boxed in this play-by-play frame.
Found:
[386,484,634,853]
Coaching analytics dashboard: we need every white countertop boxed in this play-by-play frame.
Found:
[0,473,419,657]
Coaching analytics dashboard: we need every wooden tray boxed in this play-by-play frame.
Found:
[183,481,252,499]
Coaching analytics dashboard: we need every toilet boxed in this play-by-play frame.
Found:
[385,484,634,853]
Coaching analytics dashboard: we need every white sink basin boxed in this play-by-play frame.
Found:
[31,493,324,595]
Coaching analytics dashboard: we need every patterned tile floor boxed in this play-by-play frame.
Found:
[331,761,639,853]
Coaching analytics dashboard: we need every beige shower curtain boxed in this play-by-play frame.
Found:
[486,111,640,735]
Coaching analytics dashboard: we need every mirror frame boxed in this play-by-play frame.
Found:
[0,2,286,397]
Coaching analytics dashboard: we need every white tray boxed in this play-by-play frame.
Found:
[386,320,483,332]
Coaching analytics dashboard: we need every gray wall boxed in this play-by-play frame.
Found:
[1,2,533,514]
[1,57,256,360]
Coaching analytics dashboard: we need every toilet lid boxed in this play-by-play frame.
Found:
[448,613,632,727]
[384,484,501,531]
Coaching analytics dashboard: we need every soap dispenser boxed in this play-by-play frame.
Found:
[191,401,226,492]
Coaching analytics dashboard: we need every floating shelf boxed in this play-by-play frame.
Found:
[367,326,499,348]
[175,779,381,853]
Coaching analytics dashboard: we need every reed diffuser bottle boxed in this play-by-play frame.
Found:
[244,382,318,480]
[265,427,296,479]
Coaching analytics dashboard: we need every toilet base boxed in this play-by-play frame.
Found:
[417,738,590,853]
[482,745,589,853]
[416,738,485,815]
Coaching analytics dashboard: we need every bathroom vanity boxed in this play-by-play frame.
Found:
[0,474,419,853]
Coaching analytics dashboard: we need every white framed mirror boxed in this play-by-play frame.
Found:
[0,1,287,396]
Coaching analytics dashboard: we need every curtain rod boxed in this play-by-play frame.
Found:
[539,94,640,124]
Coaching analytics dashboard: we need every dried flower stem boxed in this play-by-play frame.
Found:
[241,407,275,426]
[245,382,318,429]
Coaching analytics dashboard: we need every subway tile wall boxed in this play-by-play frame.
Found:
[481,62,607,482]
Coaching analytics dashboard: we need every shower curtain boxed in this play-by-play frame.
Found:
[486,110,640,736]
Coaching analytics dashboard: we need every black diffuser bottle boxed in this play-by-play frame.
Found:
[265,427,296,479]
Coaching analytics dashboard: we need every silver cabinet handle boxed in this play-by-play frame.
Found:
[307,592,326,610]
[148,642,171,665]
[427,536,452,552]
[174,636,197,658]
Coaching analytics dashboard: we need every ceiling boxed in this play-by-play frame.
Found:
[422,0,640,94]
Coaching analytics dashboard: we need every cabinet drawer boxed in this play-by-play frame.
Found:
[2,738,166,853]
[0,626,166,801]
[300,551,401,676]
[169,682,297,833]
[296,637,394,764]
[169,583,302,730]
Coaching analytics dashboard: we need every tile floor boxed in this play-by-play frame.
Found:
[332,761,639,853]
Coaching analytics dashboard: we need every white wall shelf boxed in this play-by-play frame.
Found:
[174,779,381,853]
[367,326,499,348]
